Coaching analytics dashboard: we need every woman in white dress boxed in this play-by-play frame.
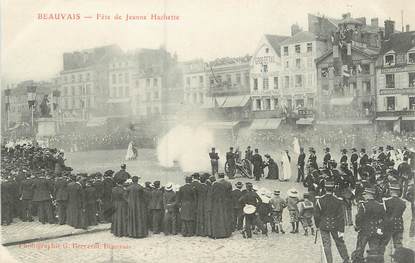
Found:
[125,141,137,161]
[280,150,292,181]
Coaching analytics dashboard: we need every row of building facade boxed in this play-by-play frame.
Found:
[3,12,415,134]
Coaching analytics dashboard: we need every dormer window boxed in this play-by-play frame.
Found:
[408,51,415,64]
[265,48,269,54]
[283,46,289,56]
[384,53,395,66]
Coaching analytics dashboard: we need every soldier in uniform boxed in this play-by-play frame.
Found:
[209,147,219,176]
[54,175,69,224]
[350,148,359,181]
[340,149,348,165]
[239,182,267,238]
[20,174,34,222]
[297,147,306,183]
[176,176,196,237]
[381,184,406,251]
[314,180,350,263]
[226,147,236,178]
[307,147,318,175]
[231,182,244,231]
[323,147,332,169]
[252,149,263,181]
[351,187,386,263]
[359,148,369,167]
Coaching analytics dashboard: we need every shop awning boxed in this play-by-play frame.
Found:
[375,116,400,121]
[330,97,354,106]
[402,116,415,121]
[202,121,240,130]
[317,119,372,125]
[250,118,282,130]
[221,95,250,108]
[200,97,226,109]
[106,98,131,103]
[296,118,314,125]
[86,117,107,127]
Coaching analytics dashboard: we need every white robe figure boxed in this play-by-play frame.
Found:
[125,141,136,161]
[280,151,292,181]
[293,137,301,155]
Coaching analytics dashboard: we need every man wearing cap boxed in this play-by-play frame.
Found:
[226,147,236,178]
[297,147,306,183]
[351,187,386,263]
[19,173,34,222]
[239,182,267,238]
[32,171,55,224]
[231,182,244,231]
[323,147,332,169]
[314,180,350,263]
[252,148,264,181]
[209,148,219,176]
[54,174,69,225]
[350,148,359,181]
[270,190,286,233]
[380,184,406,253]
[176,176,196,237]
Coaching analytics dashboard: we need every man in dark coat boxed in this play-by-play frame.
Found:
[163,183,177,235]
[20,174,34,222]
[231,182,244,231]
[323,147,331,169]
[114,164,131,184]
[314,180,350,263]
[102,170,115,222]
[126,176,148,238]
[194,175,209,237]
[347,151,357,182]
[307,148,318,175]
[1,177,14,225]
[252,149,263,181]
[239,182,267,238]
[297,147,306,182]
[83,180,98,227]
[209,148,219,176]
[148,181,164,234]
[380,184,406,252]
[54,175,69,224]
[359,148,369,167]
[211,173,233,238]
[111,182,128,237]
[66,176,83,228]
[176,176,196,237]
[340,149,348,165]
[264,154,279,180]
[226,147,236,178]
[32,172,54,224]
[351,187,386,263]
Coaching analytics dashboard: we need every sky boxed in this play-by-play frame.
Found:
[1,0,415,83]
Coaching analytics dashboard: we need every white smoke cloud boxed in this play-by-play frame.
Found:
[157,125,215,173]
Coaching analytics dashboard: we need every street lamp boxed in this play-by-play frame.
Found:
[4,88,11,130]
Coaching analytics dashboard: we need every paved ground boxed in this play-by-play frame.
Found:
[1,149,414,263]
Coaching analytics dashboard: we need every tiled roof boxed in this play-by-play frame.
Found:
[380,31,415,55]
[264,34,290,55]
[280,31,318,46]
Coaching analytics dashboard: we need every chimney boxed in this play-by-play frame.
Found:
[291,23,302,36]
[371,18,379,28]
[406,24,410,32]
[356,17,366,26]
[384,20,395,40]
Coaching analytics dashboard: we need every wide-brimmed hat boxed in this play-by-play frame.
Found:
[288,188,298,197]
[274,190,280,195]
[165,183,173,191]
[243,204,256,215]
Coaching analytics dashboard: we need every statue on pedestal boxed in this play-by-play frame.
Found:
[40,95,51,118]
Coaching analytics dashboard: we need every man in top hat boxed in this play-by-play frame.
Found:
[231,181,244,231]
[209,147,220,176]
[252,148,264,181]
[380,184,406,253]
[239,182,267,238]
[307,147,318,174]
[323,147,332,169]
[349,147,358,180]
[297,147,306,183]
[226,147,236,178]
[114,164,131,185]
[351,187,386,263]
[340,149,348,165]
[314,180,350,263]
[270,190,286,233]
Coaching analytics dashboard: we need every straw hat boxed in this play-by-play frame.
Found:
[287,188,299,198]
